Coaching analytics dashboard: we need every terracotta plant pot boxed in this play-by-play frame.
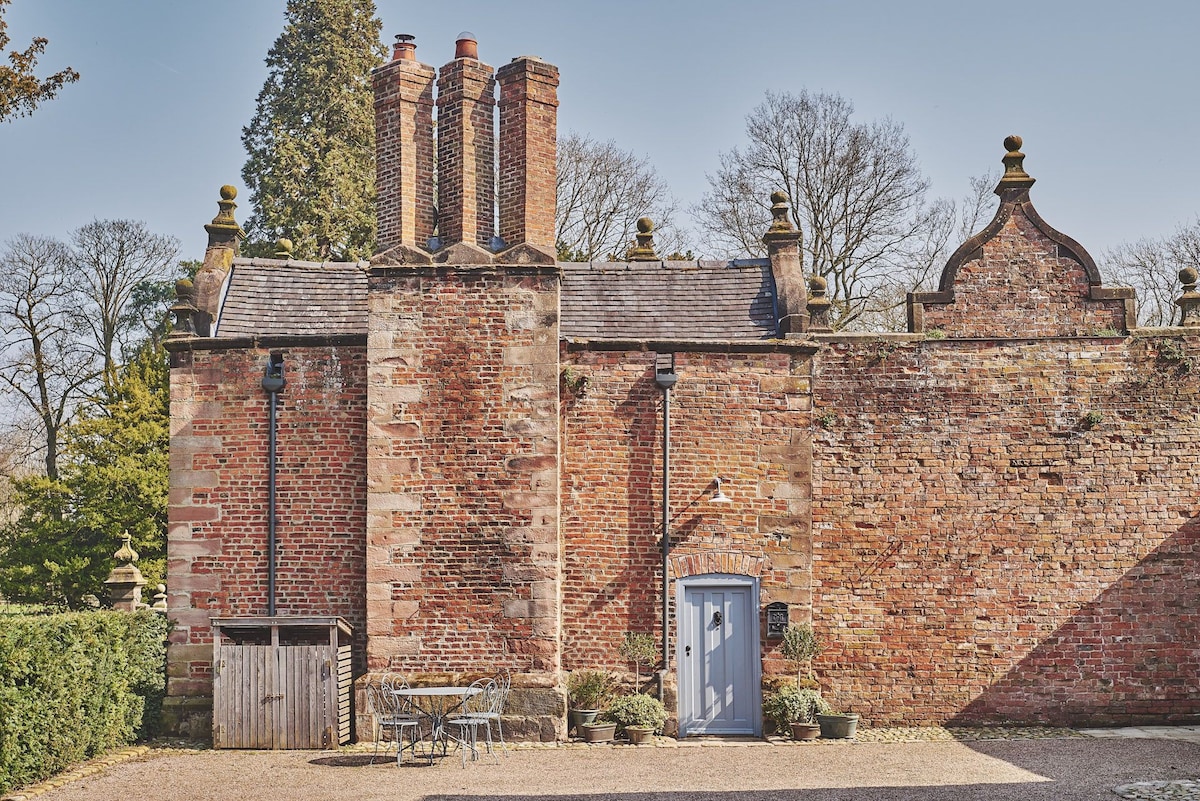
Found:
[790,722,821,740]
[625,725,655,744]
[581,721,616,743]
[817,713,859,739]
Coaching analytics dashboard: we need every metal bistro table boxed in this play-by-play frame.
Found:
[393,685,481,764]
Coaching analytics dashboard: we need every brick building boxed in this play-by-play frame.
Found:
[162,34,1200,740]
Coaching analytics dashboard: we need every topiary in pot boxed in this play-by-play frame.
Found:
[617,632,658,690]
[781,623,822,686]
[604,692,668,743]
[763,685,830,738]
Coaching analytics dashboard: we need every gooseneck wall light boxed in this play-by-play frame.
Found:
[710,477,732,504]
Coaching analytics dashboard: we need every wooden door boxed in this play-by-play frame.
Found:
[677,575,761,736]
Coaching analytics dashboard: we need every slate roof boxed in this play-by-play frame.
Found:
[215,258,368,338]
[560,259,778,340]
[212,257,778,341]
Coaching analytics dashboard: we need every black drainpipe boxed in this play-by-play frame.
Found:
[262,353,286,616]
[654,354,677,700]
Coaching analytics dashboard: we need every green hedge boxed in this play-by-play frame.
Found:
[0,610,170,794]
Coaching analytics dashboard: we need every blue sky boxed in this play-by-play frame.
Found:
[3,0,1198,266]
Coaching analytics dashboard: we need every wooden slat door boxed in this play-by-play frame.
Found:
[213,644,336,749]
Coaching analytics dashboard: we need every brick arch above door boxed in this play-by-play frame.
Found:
[670,551,767,580]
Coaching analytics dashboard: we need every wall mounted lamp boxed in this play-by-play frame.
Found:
[710,476,732,504]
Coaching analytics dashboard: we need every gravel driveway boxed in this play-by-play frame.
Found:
[13,735,1200,801]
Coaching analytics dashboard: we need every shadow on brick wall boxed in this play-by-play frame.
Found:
[949,516,1200,727]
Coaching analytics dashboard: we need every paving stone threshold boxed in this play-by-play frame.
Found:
[4,727,1199,801]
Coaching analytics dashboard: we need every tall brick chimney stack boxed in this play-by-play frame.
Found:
[437,32,497,251]
[496,56,559,261]
[373,34,436,254]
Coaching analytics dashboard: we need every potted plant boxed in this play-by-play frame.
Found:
[604,693,668,744]
[763,685,829,740]
[781,622,822,687]
[617,632,658,692]
[816,708,859,739]
[567,669,616,734]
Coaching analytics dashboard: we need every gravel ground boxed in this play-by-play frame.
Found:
[7,731,1200,801]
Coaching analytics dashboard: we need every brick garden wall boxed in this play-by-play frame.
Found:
[165,343,367,735]
[810,333,1200,726]
[560,347,815,685]
[917,204,1129,338]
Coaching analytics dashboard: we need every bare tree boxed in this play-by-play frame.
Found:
[1104,219,1200,327]
[0,234,95,479]
[68,220,179,391]
[556,132,687,261]
[695,90,977,330]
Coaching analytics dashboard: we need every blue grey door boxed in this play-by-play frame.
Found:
[677,575,761,736]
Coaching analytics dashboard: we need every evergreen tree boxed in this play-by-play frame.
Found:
[241,0,385,261]
[0,342,168,606]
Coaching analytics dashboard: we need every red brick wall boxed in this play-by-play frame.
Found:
[372,54,436,252]
[496,57,559,253]
[560,348,814,680]
[167,345,367,704]
[810,333,1200,725]
[920,206,1128,338]
[436,59,496,248]
[365,267,559,676]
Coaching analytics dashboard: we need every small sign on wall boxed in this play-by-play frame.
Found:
[765,602,789,638]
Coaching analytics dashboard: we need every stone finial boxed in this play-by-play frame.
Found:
[274,238,294,260]
[626,217,658,261]
[996,135,1035,193]
[1176,266,1200,326]
[765,190,797,236]
[206,185,244,242]
[114,531,138,563]
[168,278,199,338]
[807,275,834,333]
[105,531,147,611]
[151,583,168,612]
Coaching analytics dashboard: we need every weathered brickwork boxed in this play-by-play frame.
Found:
[496,57,559,254]
[920,208,1127,338]
[436,58,496,248]
[810,334,1200,726]
[365,267,559,676]
[560,347,814,683]
[372,47,435,251]
[165,344,367,732]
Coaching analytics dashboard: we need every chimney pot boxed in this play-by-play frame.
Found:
[455,31,479,60]
[393,33,417,61]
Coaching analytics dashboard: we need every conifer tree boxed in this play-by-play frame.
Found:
[241,0,385,261]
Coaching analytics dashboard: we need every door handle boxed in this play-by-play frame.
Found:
[712,610,722,626]
[685,645,691,656]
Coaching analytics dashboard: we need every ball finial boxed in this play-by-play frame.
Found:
[636,217,654,234]
[1180,267,1198,286]
[220,185,237,201]
[1003,135,1023,153]
[770,190,789,205]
